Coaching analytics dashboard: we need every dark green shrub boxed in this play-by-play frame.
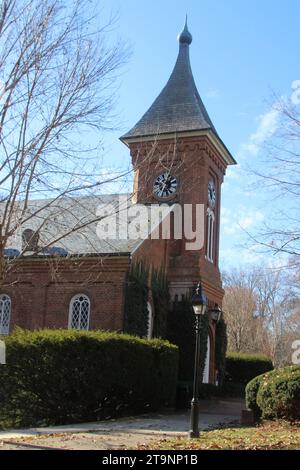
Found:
[222,381,247,397]
[167,298,209,382]
[226,352,273,385]
[123,262,169,339]
[215,318,227,388]
[245,373,267,418]
[124,262,149,337]
[175,381,219,409]
[176,381,192,409]
[151,268,169,339]
[256,365,300,420]
[199,383,219,399]
[0,329,178,428]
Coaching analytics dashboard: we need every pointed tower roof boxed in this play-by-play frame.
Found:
[121,19,235,165]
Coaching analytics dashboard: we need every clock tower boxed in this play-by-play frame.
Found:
[121,19,236,309]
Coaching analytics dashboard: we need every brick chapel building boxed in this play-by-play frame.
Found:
[0,21,235,384]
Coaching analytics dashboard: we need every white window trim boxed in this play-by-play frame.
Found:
[0,294,11,335]
[206,208,215,263]
[147,302,154,339]
[68,294,91,331]
[202,334,211,384]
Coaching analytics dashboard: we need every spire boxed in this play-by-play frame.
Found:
[177,15,192,45]
[121,21,215,140]
[121,18,237,166]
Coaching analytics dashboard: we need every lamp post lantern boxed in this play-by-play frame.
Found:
[209,304,222,322]
[189,281,207,438]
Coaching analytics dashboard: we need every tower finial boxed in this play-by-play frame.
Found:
[177,15,192,45]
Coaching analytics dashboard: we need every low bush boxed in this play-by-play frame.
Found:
[0,329,178,428]
[226,352,273,385]
[245,373,266,418]
[246,365,300,420]
[257,365,300,420]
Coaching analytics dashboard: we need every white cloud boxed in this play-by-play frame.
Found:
[239,211,264,230]
[221,208,264,235]
[220,246,267,267]
[225,165,241,179]
[236,111,249,117]
[220,244,288,269]
[251,108,279,143]
[206,88,220,99]
[238,107,280,158]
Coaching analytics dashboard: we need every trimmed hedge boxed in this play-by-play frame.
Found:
[246,365,300,420]
[226,352,273,385]
[245,373,266,418]
[0,329,178,428]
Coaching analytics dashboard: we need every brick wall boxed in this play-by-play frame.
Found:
[1,255,130,333]
[128,134,226,307]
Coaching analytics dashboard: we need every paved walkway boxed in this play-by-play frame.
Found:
[0,398,244,450]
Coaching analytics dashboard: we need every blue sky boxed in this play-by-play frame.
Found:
[96,0,300,269]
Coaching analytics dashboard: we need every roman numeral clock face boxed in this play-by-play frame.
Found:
[153,172,178,200]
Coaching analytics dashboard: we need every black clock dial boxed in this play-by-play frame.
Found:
[153,172,177,199]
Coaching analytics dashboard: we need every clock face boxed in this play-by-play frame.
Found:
[208,180,216,209]
[153,172,178,200]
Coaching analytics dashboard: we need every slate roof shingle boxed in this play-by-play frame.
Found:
[121,21,215,140]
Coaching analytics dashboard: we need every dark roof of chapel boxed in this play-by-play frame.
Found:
[2,195,173,257]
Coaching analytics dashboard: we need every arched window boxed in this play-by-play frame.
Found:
[202,334,211,384]
[0,294,11,335]
[206,209,215,262]
[147,302,153,339]
[22,229,39,252]
[69,294,90,330]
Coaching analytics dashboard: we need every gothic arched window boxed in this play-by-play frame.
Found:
[206,209,215,262]
[69,294,90,330]
[22,229,39,252]
[0,294,11,335]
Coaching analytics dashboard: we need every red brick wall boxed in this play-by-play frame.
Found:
[1,256,130,333]
[132,237,168,273]
[128,134,227,307]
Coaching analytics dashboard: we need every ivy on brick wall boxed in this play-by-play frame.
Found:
[151,268,169,339]
[123,265,228,392]
[123,262,149,337]
[124,262,169,339]
[215,317,227,388]
[167,297,209,383]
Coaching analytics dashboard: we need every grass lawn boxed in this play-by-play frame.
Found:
[137,421,300,450]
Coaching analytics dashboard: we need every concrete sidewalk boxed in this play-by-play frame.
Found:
[0,398,244,450]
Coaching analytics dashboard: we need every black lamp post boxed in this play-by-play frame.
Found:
[189,281,207,438]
